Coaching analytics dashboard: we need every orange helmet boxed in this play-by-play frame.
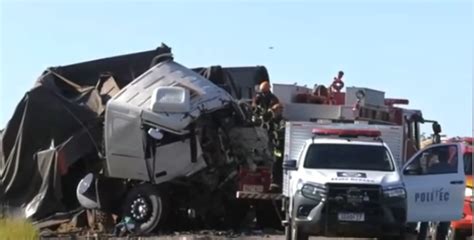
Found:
[259,81,271,92]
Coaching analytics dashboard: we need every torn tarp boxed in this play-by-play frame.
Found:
[0,44,174,220]
[0,70,112,220]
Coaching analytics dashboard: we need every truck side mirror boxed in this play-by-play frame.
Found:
[432,121,441,134]
[150,86,190,113]
[403,164,421,175]
[283,160,298,171]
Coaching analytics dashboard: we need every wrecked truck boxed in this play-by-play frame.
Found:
[0,44,277,234]
[76,53,277,233]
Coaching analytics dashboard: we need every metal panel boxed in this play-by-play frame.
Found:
[345,87,386,107]
[104,101,148,180]
[282,122,317,196]
[272,83,311,104]
[273,83,360,122]
[284,103,336,121]
[110,60,233,134]
[152,137,207,184]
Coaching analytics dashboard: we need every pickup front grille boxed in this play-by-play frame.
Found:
[324,183,383,217]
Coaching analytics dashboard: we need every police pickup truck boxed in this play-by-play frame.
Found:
[281,122,465,240]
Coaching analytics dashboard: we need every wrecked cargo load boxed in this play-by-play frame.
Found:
[0,44,275,234]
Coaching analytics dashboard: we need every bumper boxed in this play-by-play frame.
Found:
[451,199,473,232]
[292,192,406,237]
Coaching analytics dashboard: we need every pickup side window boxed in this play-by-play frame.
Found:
[405,145,458,175]
[303,144,394,171]
[464,153,472,175]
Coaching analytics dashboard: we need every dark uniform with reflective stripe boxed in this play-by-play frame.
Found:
[268,111,285,190]
[253,92,279,113]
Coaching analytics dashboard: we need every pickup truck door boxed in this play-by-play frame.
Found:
[403,143,465,222]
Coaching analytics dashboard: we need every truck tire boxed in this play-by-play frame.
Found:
[255,201,282,229]
[122,184,168,235]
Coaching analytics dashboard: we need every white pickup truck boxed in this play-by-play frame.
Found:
[281,122,465,240]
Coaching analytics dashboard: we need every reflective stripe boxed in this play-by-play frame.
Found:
[274,150,282,157]
[236,191,284,200]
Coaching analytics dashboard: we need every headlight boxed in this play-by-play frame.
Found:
[301,184,326,201]
[465,188,472,197]
[384,187,406,198]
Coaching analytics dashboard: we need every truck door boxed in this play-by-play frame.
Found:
[403,143,465,222]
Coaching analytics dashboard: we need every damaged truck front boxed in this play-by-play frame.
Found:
[0,44,275,234]
[74,52,273,233]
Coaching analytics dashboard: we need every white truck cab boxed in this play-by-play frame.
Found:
[282,123,465,240]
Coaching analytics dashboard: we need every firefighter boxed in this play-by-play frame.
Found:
[251,81,280,129]
[252,81,280,114]
[268,103,285,192]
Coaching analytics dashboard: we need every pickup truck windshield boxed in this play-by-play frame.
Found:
[464,153,472,175]
[304,144,394,171]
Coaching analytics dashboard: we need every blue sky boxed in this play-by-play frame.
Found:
[1,0,472,137]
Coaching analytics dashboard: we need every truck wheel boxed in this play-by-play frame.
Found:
[122,184,167,235]
[256,201,282,229]
[291,220,308,240]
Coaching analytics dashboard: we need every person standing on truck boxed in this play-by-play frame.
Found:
[252,81,280,129]
[252,81,280,113]
[268,103,286,192]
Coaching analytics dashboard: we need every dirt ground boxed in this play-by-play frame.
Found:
[41,232,422,240]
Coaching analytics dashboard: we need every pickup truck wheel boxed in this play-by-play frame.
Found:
[285,223,292,240]
[291,220,308,240]
[284,212,292,240]
[122,184,167,235]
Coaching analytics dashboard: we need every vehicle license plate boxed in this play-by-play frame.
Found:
[337,212,365,222]
[242,184,264,192]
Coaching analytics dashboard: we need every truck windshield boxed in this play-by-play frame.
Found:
[464,153,472,175]
[303,144,394,171]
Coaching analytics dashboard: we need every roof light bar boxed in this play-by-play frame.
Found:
[312,128,382,138]
[447,137,473,146]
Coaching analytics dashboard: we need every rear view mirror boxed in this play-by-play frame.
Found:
[150,86,190,113]
[283,160,298,171]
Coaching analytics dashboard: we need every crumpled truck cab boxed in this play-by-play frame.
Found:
[76,54,275,234]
